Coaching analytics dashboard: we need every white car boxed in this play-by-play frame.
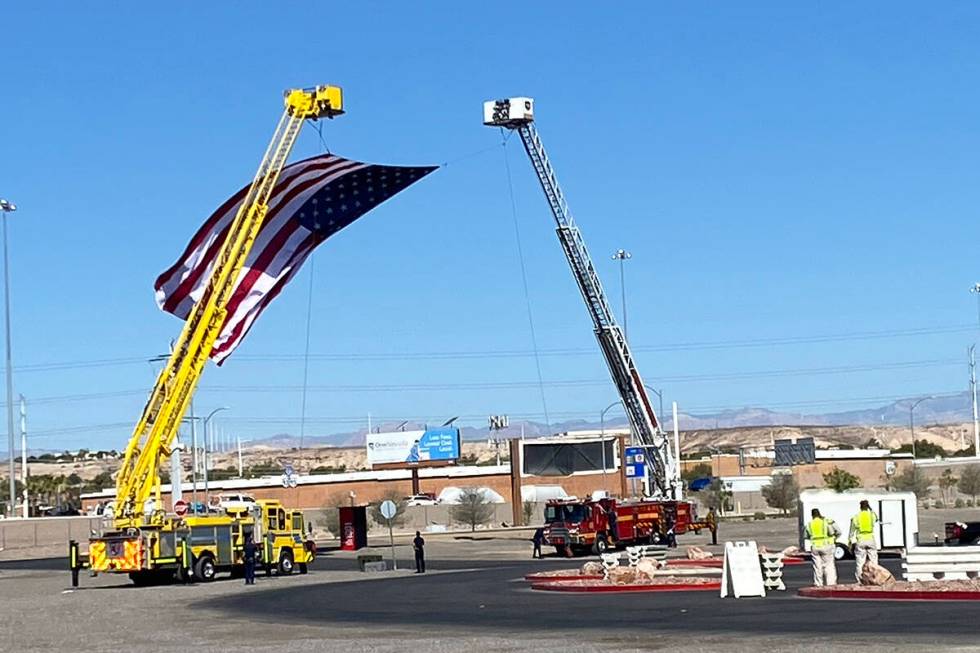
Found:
[218,493,256,512]
[405,494,438,506]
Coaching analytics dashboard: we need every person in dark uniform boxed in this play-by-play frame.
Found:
[413,530,426,573]
[665,515,677,548]
[243,533,257,585]
[532,527,544,559]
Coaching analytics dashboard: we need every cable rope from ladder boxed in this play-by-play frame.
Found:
[501,132,551,431]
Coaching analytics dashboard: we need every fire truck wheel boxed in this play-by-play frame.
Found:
[592,536,609,555]
[194,555,217,582]
[278,551,294,575]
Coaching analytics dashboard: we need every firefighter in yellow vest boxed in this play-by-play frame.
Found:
[805,508,840,586]
[849,499,879,582]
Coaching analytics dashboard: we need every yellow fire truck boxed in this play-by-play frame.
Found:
[69,85,342,586]
[79,500,313,585]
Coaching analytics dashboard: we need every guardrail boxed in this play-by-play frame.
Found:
[903,546,980,581]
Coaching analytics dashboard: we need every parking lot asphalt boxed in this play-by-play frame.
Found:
[2,528,978,653]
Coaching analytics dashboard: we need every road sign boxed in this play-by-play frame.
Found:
[379,499,399,571]
[624,446,646,479]
[174,499,188,516]
[281,463,297,488]
[380,499,398,520]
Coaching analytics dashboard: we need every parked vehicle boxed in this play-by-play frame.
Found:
[217,493,257,512]
[945,521,980,545]
[405,494,438,506]
[797,489,919,560]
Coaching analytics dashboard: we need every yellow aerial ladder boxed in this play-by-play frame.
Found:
[69,85,343,586]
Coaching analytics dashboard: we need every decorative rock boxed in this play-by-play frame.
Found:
[860,561,895,586]
[607,567,641,585]
[687,546,713,560]
[581,561,604,576]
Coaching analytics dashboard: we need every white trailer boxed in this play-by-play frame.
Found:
[797,489,919,560]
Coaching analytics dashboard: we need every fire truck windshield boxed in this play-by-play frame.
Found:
[544,504,587,524]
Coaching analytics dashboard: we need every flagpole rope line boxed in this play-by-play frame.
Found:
[297,251,315,453]
[501,130,551,430]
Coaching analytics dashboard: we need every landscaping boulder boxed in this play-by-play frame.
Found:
[607,567,641,585]
[859,561,895,586]
[687,546,713,560]
[634,558,663,579]
[580,561,603,576]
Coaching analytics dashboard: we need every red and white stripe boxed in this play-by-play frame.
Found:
[154,154,365,364]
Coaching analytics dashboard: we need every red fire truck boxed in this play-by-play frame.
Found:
[543,497,713,556]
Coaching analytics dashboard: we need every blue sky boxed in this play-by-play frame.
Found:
[2,2,980,451]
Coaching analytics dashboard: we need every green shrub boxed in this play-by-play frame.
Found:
[922,503,930,510]
[753,512,766,521]
[956,498,965,508]
[935,500,946,509]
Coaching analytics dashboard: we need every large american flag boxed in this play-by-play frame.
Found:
[154,153,436,364]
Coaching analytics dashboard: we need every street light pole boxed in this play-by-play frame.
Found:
[909,396,932,459]
[599,401,622,494]
[643,384,666,429]
[971,345,980,457]
[201,407,229,507]
[971,283,980,330]
[0,199,17,517]
[611,249,632,341]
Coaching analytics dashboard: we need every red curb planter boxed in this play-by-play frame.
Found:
[799,586,980,601]
[532,581,722,593]
[523,573,604,582]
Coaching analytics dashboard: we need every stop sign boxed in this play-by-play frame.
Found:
[174,499,188,516]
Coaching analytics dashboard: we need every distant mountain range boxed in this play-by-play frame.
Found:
[250,391,976,449]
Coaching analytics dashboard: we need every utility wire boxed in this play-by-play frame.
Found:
[0,324,970,374]
[0,356,958,407]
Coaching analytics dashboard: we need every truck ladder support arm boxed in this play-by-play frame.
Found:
[484,98,678,498]
[115,87,343,524]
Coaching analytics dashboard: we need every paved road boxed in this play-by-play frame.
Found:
[201,553,978,640]
[3,535,978,652]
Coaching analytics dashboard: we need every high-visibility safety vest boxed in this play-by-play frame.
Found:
[808,517,836,547]
[851,510,877,543]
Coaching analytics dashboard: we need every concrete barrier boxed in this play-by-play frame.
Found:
[0,516,102,552]
[903,546,980,581]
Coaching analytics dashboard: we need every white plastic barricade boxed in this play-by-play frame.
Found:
[721,540,765,598]
[760,553,785,591]
[625,544,668,568]
[600,552,620,580]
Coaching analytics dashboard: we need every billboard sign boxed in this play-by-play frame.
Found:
[624,446,646,479]
[366,427,461,466]
[774,437,816,466]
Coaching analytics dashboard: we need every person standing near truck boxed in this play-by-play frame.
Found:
[243,533,257,586]
[849,499,879,581]
[532,527,544,559]
[805,508,840,586]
